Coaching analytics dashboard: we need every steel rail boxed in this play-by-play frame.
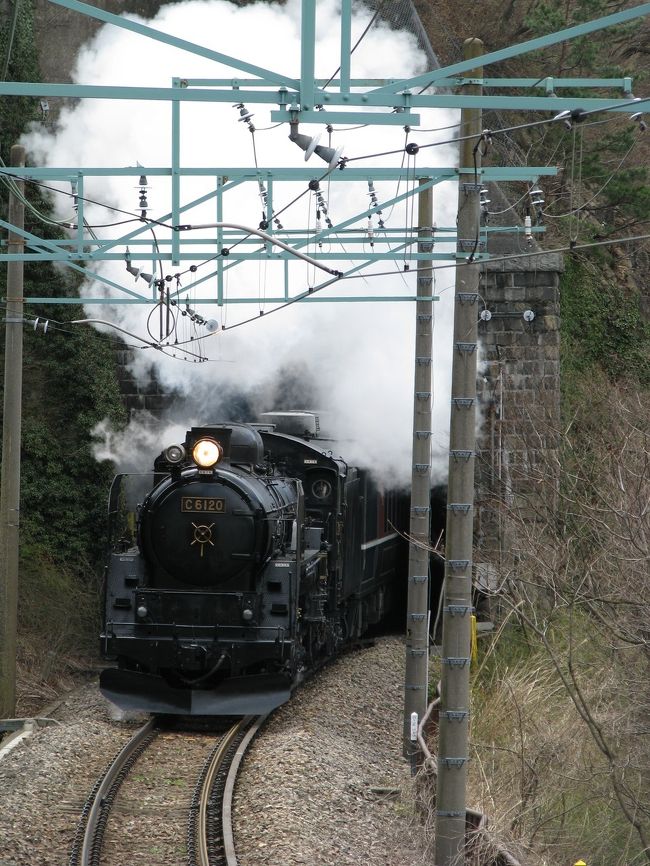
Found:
[71,717,158,866]
[222,715,268,866]
[194,717,255,866]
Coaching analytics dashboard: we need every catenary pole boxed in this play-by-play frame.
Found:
[0,144,26,718]
[434,39,483,865]
[403,179,433,756]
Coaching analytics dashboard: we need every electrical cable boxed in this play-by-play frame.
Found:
[212,229,650,335]
[341,95,650,165]
[11,223,650,354]
[404,143,418,269]
[3,95,648,315]
[416,120,463,134]
[338,229,650,278]
[253,121,284,131]
[0,167,173,229]
[0,302,134,345]
[0,166,142,233]
[70,317,209,361]
[180,161,345,280]
[542,134,640,219]
[20,195,640,331]
[564,124,578,244]
[2,98,644,240]
[1,162,345,287]
[1,291,216,363]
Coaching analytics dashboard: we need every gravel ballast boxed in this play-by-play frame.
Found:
[233,636,423,866]
[0,636,424,865]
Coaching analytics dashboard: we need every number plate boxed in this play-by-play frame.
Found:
[180,497,226,513]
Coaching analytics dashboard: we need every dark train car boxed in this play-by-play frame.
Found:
[100,412,407,715]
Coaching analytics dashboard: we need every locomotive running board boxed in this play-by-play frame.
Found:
[99,668,293,716]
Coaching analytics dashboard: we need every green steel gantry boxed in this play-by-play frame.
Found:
[0,0,648,308]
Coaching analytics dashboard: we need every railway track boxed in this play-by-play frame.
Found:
[69,715,265,866]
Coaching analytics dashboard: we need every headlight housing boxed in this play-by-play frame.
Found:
[192,438,222,468]
[163,443,186,465]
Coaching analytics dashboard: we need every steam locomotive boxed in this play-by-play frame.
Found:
[100,412,407,715]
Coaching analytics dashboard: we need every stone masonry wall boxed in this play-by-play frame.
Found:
[475,253,563,573]
[114,348,173,418]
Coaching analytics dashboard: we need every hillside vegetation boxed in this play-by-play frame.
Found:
[0,0,126,707]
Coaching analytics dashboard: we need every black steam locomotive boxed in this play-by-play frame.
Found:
[100,412,406,715]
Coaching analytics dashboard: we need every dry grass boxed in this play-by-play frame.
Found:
[466,633,648,866]
[13,553,101,717]
[14,636,97,717]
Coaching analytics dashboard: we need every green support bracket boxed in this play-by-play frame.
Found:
[300,1,316,110]
[172,79,181,266]
[340,0,352,95]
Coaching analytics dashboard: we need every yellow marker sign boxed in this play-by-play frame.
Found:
[470,614,478,664]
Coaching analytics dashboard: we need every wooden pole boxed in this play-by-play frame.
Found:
[0,144,26,717]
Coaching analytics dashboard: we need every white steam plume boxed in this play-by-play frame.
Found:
[22,0,459,485]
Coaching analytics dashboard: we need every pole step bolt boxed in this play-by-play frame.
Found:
[443,710,469,721]
[444,605,474,616]
[450,449,474,461]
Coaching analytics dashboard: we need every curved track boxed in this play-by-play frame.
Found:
[69,715,264,866]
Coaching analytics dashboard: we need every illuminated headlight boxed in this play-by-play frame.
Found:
[242,608,254,622]
[192,438,222,469]
[163,443,186,465]
[136,605,148,619]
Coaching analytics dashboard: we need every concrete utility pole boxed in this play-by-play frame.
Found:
[434,39,483,866]
[0,144,26,718]
[403,179,433,755]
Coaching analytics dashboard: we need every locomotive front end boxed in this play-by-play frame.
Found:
[100,423,306,715]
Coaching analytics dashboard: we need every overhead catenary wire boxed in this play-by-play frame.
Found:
[341,95,650,164]
[211,228,650,336]
[0,165,346,283]
[10,220,650,357]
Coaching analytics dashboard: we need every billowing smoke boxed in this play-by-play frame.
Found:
[22,0,459,486]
